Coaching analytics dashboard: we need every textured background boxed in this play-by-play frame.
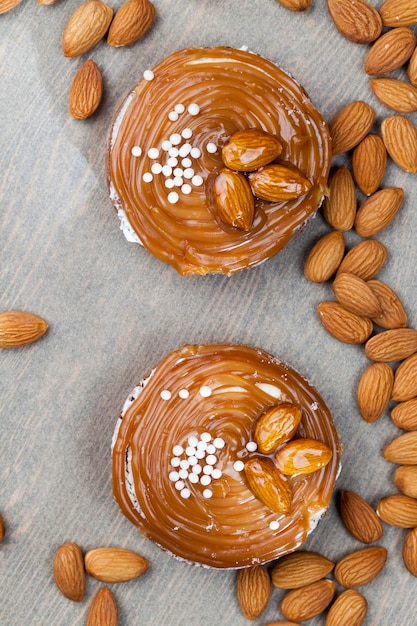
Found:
[1,0,417,624]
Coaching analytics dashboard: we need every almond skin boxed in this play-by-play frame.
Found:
[329,101,375,155]
[408,46,417,86]
[0,0,22,13]
[327,0,382,44]
[357,362,394,423]
[339,490,383,544]
[334,546,387,587]
[325,589,367,626]
[275,438,333,476]
[352,134,387,196]
[337,239,388,281]
[381,115,417,174]
[253,403,302,454]
[222,129,282,172]
[383,431,417,464]
[368,279,408,329]
[391,398,417,430]
[377,494,417,528]
[281,579,336,622]
[69,60,103,120]
[62,0,113,57]
[276,0,312,10]
[354,187,404,238]
[108,0,155,47]
[86,586,118,626]
[304,230,345,283]
[403,526,417,577]
[364,27,417,76]
[392,353,417,402]
[237,565,271,620]
[365,328,417,362]
[317,301,373,344]
[333,273,382,318]
[84,547,149,583]
[370,78,417,113]
[271,551,334,589]
[322,166,357,230]
[248,164,312,202]
[244,456,292,514]
[394,465,417,498]
[213,168,255,231]
[379,0,417,27]
[53,542,85,602]
[0,310,48,348]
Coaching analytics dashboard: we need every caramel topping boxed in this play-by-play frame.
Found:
[107,47,331,275]
[112,344,341,568]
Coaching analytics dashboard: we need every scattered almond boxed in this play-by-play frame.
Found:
[265,622,301,626]
[333,272,382,318]
[108,0,155,47]
[53,542,85,602]
[329,100,375,155]
[370,78,417,113]
[368,279,408,329]
[86,586,118,626]
[408,46,417,86]
[352,133,387,196]
[0,310,48,348]
[391,399,417,431]
[383,431,417,464]
[304,230,345,283]
[402,526,417,577]
[379,0,417,28]
[357,362,394,423]
[334,546,387,587]
[365,328,417,362]
[392,353,417,402]
[394,465,417,498]
[69,59,103,120]
[336,239,388,281]
[322,166,357,230]
[0,513,5,542]
[280,579,336,622]
[237,565,271,620]
[381,115,417,174]
[325,589,367,626]
[317,301,373,344]
[327,0,382,44]
[84,547,149,583]
[276,0,312,10]
[271,551,334,589]
[253,403,302,455]
[222,129,282,172]
[354,187,404,238]
[377,494,417,528]
[275,438,333,476]
[0,0,22,13]
[248,164,312,202]
[244,456,292,514]
[364,27,417,76]
[213,168,255,231]
[339,491,383,544]
[62,0,113,57]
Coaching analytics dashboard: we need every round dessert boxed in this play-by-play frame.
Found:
[112,344,341,568]
[107,46,332,276]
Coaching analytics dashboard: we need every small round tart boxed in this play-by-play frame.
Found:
[107,46,331,275]
[112,344,341,568]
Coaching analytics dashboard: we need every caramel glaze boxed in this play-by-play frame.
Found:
[112,344,341,568]
[107,47,331,275]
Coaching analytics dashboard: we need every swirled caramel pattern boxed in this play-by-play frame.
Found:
[107,47,331,275]
[112,344,341,568]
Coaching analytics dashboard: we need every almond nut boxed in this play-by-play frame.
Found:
[69,59,103,120]
[333,273,382,318]
[381,115,417,174]
[379,0,417,27]
[357,362,394,423]
[368,279,408,329]
[253,403,302,454]
[237,565,271,620]
[213,168,255,231]
[370,78,417,113]
[394,465,417,498]
[277,0,312,9]
[391,398,417,431]
[317,301,373,344]
[329,101,375,155]
[275,438,333,476]
[327,0,382,44]
[304,230,345,283]
[336,239,388,281]
[408,46,417,86]
[108,0,155,47]
[0,310,48,348]
[322,166,357,230]
[325,589,367,626]
[352,134,387,196]
[62,0,113,57]
[377,494,417,528]
[365,328,417,362]
[243,456,292,514]
[383,431,417,464]
[271,551,334,589]
[84,547,149,582]
[86,586,118,626]
[334,546,387,587]
[339,490,383,544]
[53,542,85,602]
[392,353,417,402]
[403,526,417,577]
[248,164,312,202]
[0,513,5,542]
[0,0,22,13]
[364,27,417,75]
[354,187,404,238]
[222,128,283,172]
[280,579,336,622]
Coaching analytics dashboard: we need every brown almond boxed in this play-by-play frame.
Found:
[317,301,373,344]
[394,465,417,498]
[327,0,382,44]
[69,60,103,120]
[86,586,118,626]
[383,431,417,464]
[0,513,5,542]
[357,362,394,423]
[322,166,357,230]
[213,168,255,231]
[408,46,417,86]
[325,589,367,626]
[0,310,48,348]
[244,456,292,514]
[329,101,375,155]
[280,579,336,622]
[365,328,417,362]
[271,551,334,589]
[333,273,382,318]
[248,164,312,202]
[276,0,312,10]
[265,622,301,626]
[392,399,417,430]
[84,547,149,582]
[364,27,417,75]
[368,280,408,329]
[379,0,417,27]
[222,129,283,172]
[339,491,383,544]
[381,115,417,174]
[304,230,345,283]
[334,546,387,587]
[392,353,417,401]
[0,0,22,13]
[237,565,271,620]
[253,403,302,454]
[336,239,388,281]
[403,526,417,577]
[108,0,155,47]
[352,134,387,196]
[354,187,404,238]
[53,542,85,602]
[62,0,113,57]
[370,78,417,113]
[377,494,417,527]
[275,438,333,476]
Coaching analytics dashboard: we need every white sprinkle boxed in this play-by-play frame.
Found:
[183,168,195,180]
[164,178,175,189]
[197,440,207,451]
[182,127,193,139]
[212,468,222,479]
[173,167,184,177]
[192,174,203,187]
[142,172,153,183]
[192,464,202,474]
[188,456,198,466]
[151,162,163,174]
[188,103,200,116]
[203,489,213,499]
[269,520,280,530]
[188,436,199,447]
[179,389,190,399]
[201,432,212,442]
[233,460,244,472]
[168,147,179,157]
[170,457,181,467]
[195,449,206,459]
[246,441,258,452]
[148,147,159,159]
[172,445,184,457]
[160,389,171,400]
[167,157,178,167]
[168,191,179,204]
[181,184,192,195]
[199,386,212,398]
[185,446,196,457]
[175,480,185,490]
[213,437,225,449]
[200,474,212,486]
[169,471,180,482]
[206,454,217,466]
[188,473,199,483]
[180,488,191,499]
[170,133,182,145]
[179,468,189,479]
[162,164,173,177]
[173,177,183,187]
[181,157,192,168]
[190,147,201,159]
[174,103,185,114]
[206,444,216,455]
[206,142,217,154]
[203,464,213,475]
[168,111,179,121]
[161,140,172,151]
[143,69,154,81]
[180,459,189,470]
[179,143,192,157]
[131,146,142,157]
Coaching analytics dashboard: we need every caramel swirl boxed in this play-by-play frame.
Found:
[107,47,331,275]
[112,344,341,568]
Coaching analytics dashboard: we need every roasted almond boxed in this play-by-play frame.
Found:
[325,589,367,626]
[271,551,334,589]
[84,547,149,582]
[62,0,113,57]
[383,431,417,464]
[394,465,417,498]
[377,494,417,528]
[280,579,336,622]
[244,456,292,514]
[403,526,417,577]
[364,27,417,75]
[253,403,302,454]
[379,0,417,27]
[317,301,373,344]
[276,0,312,9]
[334,546,387,587]
[265,622,301,626]
[327,0,382,44]
[336,239,388,281]
[333,273,382,318]
[248,164,312,202]
[86,586,118,626]
[392,353,417,402]
[0,310,48,348]
[322,166,357,230]
[222,129,283,172]
[304,230,345,283]
[339,491,383,544]
[368,279,408,329]
[0,0,22,13]
[108,0,155,47]
[365,328,417,362]
[381,115,417,174]
[69,60,103,120]
[275,438,333,476]
[354,187,404,238]
[357,362,394,423]
[0,513,5,542]
[370,78,417,113]
[329,101,375,155]
[352,134,387,196]
[213,168,255,231]
[237,565,271,620]
[53,542,85,602]
[408,46,417,86]
[391,398,417,430]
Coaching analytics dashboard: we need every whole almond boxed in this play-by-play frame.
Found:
[368,280,408,329]
[304,230,345,283]
[108,0,155,47]
[329,101,375,155]
[403,526,417,577]
[334,546,387,587]
[317,301,373,344]
[339,491,383,544]
[275,439,333,475]
[62,0,113,57]
[379,0,417,27]
[0,0,22,13]
[237,565,271,620]
[394,465,417,498]
[253,403,302,454]
[271,551,334,589]
[370,78,417,113]
[352,134,387,196]
[365,328,417,362]
[244,456,292,514]
[213,168,255,231]
[377,494,417,527]
[383,431,417,464]
[86,586,118,626]
[53,542,85,602]
[222,129,283,172]
[280,579,336,622]
[84,547,149,582]
[0,513,5,542]
[364,27,417,75]
[333,273,382,318]
[265,623,301,626]
[325,589,367,626]
[408,46,417,86]
[381,115,417,174]
[392,353,417,402]
[337,239,388,281]
[327,0,382,44]
[357,362,394,423]
[354,187,404,238]
[248,164,312,202]
[0,310,48,348]
[391,398,417,430]
[69,60,103,120]
[322,166,357,230]
[276,0,312,10]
